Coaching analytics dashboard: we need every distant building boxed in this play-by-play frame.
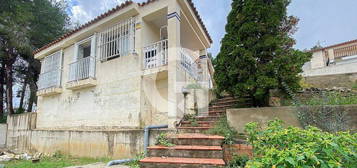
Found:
[302,39,357,77]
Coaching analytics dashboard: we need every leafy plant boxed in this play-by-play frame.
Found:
[206,116,238,144]
[155,133,174,147]
[125,153,145,168]
[226,155,249,168]
[183,114,199,127]
[245,119,357,168]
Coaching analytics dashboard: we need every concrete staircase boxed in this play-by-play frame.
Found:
[140,134,226,168]
[140,96,238,168]
[208,96,239,116]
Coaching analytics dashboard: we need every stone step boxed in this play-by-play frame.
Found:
[140,157,225,168]
[180,121,215,127]
[147,145,223,158]
[195,116,220,121]
[168,133,224,146]
[177,126,211,133]
[209,104,236,109]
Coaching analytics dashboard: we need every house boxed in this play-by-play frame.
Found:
[302,39,357,88]
[33,0,213,130]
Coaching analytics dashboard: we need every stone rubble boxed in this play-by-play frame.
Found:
[0,150,41,162]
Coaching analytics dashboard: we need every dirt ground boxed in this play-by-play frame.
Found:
[65,162,129,168]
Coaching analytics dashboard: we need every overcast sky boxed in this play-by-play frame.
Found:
[66,0,357,57]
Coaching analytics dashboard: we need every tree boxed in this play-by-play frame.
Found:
[0,0,70,116]
[214,0,311,106]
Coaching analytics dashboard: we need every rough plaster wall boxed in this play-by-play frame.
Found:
[0,124,7,148]
[227,106,357,133]
[7,114,175,158]
[142,76,168,126]
[37,45,142,129]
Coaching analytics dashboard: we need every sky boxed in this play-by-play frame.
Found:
[66,0,357,57]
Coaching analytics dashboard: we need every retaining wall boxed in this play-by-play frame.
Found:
[227,105,357,133]
[0,124,7,148]
[6,113,173,158]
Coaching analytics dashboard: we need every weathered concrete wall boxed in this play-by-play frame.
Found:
[7,113,174,158]
[303,73,357,88]
[0,124,7,148]
[227,107,302,133]
[227,105,357,133]
[302,62,357,77]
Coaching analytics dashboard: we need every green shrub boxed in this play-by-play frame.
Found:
[0,116,6,123]
[301,91,357,106]
[206,116,238,144]
[226,155,249,168]
[155,133,174,147]
[245,120,357,168]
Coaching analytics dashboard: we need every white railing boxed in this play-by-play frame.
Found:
[38,69,62,90]
[68,56,95,82]
[98,17,136,61]
[180,49,200,80]
[143,39,168,69]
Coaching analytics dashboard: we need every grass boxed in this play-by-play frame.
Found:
[0,153,111,168]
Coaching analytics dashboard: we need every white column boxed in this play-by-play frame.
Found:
[167,0,182,128]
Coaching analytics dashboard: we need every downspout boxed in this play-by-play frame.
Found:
[106,124,168,167]
[143,125,168,155]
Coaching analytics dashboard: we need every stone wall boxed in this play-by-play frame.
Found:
[303,73,357,88]
[6,113,174,158]
[0,124,7,148]
[227,105,357,133]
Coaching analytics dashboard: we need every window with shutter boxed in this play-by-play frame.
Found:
[38,50,63,90]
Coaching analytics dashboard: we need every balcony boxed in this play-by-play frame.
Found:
[37,70,62,96]
[66,56,97,90]
[143,39,168,70]
[180,49,201,80]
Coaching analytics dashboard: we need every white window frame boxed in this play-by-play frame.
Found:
[69,35,97,82]
[38,50,63,90]
[98,17,136,62]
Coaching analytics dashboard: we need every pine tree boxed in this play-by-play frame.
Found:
[214,0,311,106]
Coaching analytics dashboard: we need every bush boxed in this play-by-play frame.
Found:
[245,120,357,168]
[206,116,238,144]
[0,116,6,123]
[226,155,249,168]
[155,133,174,147]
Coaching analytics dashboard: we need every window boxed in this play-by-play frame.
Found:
[69,35,96,81]
[98,17,136,61]
[38,50,63,90]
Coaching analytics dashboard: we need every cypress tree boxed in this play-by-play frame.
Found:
[214,0,311,106]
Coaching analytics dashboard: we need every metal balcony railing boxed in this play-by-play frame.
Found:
[143,39,168,69]
[68,56,95,82]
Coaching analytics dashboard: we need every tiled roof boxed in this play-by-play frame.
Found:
[186,0,213,43]
[34,0,212,55]
[313,39,357,52]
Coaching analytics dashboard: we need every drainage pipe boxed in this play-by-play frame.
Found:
[106,124,168,167]
[143,125,169,155]
[107,159,134,167]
